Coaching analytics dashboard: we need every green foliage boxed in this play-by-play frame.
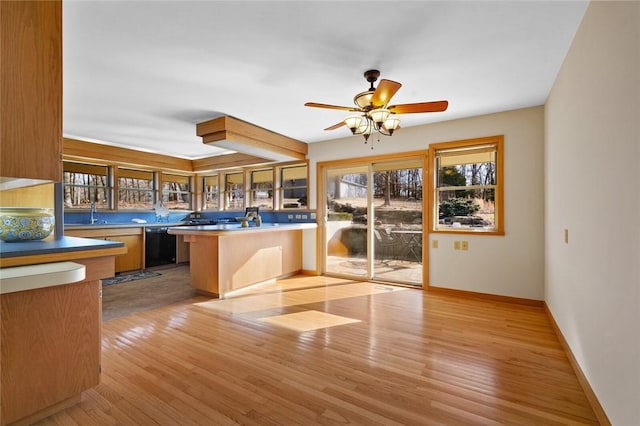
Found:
[439,167,467,186]
[439,198,480,218]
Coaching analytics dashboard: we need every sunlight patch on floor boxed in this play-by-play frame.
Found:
[258,310,361,332]
[193,282,408,314]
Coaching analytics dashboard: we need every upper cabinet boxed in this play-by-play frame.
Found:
[1,1,62,182]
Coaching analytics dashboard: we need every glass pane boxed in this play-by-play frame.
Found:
[250,169,273,210]
[162,175,191,210]
[161,191,190,210]
[118,168,154,209]
[436,189,495,230]
[437,163,496,188]
[63,163,110,209]
[203,175,219,210]
[224,172,244,210]
[325,166,368,277]
[372,163,423,286]
[435,145,497,231]
[63,185,109,209]
[281,165,307,209]
[118,189,153,209]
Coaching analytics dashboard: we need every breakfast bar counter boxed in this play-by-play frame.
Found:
[168,223,316,298]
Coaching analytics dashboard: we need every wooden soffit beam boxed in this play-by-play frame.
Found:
[196,116,308,162]
[63,138,193,172]
[192,153,273,173]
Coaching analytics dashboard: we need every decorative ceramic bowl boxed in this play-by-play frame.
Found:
[0,208,55,242]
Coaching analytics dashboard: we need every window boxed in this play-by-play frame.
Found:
[202,175,219,211]
[250,169,273,210]
[223,172,244,210]
[118,168,154,210]
[161,173,191,210]
[280,165,308,209]
[430,135,503,233]
[63,162,111,209]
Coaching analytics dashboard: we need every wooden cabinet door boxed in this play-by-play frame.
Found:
[1,281,100,425]
[109,235,142,273]
[0,1,62,181]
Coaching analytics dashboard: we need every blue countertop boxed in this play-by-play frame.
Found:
[0,236,124,258]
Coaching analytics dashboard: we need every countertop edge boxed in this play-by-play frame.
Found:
[167,223,317,235]
[0,236,126,267]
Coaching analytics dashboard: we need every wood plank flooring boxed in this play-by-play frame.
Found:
[35,273,598,425]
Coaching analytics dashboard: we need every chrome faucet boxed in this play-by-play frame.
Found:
[90,201,98,224]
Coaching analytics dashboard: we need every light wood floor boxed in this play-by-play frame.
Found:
[36,274,598,425]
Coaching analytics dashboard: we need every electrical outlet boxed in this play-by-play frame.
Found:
[454,241,461,250]
[310,212,316,219]
[295,214,301,219]
[432,239,438,249]
[461,241,469,251]
[287,215,293,219]
[301,214,308,219]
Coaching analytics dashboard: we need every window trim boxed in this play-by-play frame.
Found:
[428,135,504,235]
[279,164,308,210]
[249,167,275,210]
[116,167,156,211]
[62,161,112,210]
[160,172,193,210]
[201,174,220,211]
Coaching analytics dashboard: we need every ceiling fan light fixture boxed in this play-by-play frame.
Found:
[344,114,364,134]
[369,108,391,126]
[354,90,374,109]
[305,70,447,147]
[383,116,400,135]
[358,119,372,135]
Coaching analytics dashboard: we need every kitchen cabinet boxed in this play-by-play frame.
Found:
[176,234,190,263]
[66,227,143,273]
[1,1,62,181]
[110,235,142,272]
[1,255,116,426]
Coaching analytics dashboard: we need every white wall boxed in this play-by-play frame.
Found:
[307,106,545,300]
[545,2,640,425]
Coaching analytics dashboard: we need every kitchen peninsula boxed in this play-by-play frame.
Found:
[0,237,125,425]
[168,223,316,298]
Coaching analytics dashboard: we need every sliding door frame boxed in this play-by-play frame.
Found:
[316,150,430,289]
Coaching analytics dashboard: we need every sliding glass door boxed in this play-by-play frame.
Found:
[322,156,425,286]
[325,165,369,277]
[371,160,423,285]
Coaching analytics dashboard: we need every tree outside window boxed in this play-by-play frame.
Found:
[430,136,503,233]
[118,168,154,210]
[63,162,110,209]
[161,173,191,210]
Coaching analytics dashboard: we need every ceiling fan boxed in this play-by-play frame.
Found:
[304,69,448,142]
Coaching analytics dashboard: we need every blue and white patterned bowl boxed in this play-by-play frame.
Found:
[0,208,54,242]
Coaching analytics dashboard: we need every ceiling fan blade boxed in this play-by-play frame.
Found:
[370,79,402,107]
[304,102,359,112]
[324,121,346,131]
[388,100,448,114]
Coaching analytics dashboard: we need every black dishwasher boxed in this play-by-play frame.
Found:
[145,227,176,267]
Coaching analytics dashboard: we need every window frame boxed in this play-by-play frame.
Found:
[116,167,156,210]
[62,161,112,209]
[222,171,245,211]
[249,168,274,210]
[160,172,192,210]
[428,135,504,235]
[279,164,308,210]
[202,174,220,211]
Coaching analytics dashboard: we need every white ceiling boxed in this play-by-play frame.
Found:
[63,1,588,160]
